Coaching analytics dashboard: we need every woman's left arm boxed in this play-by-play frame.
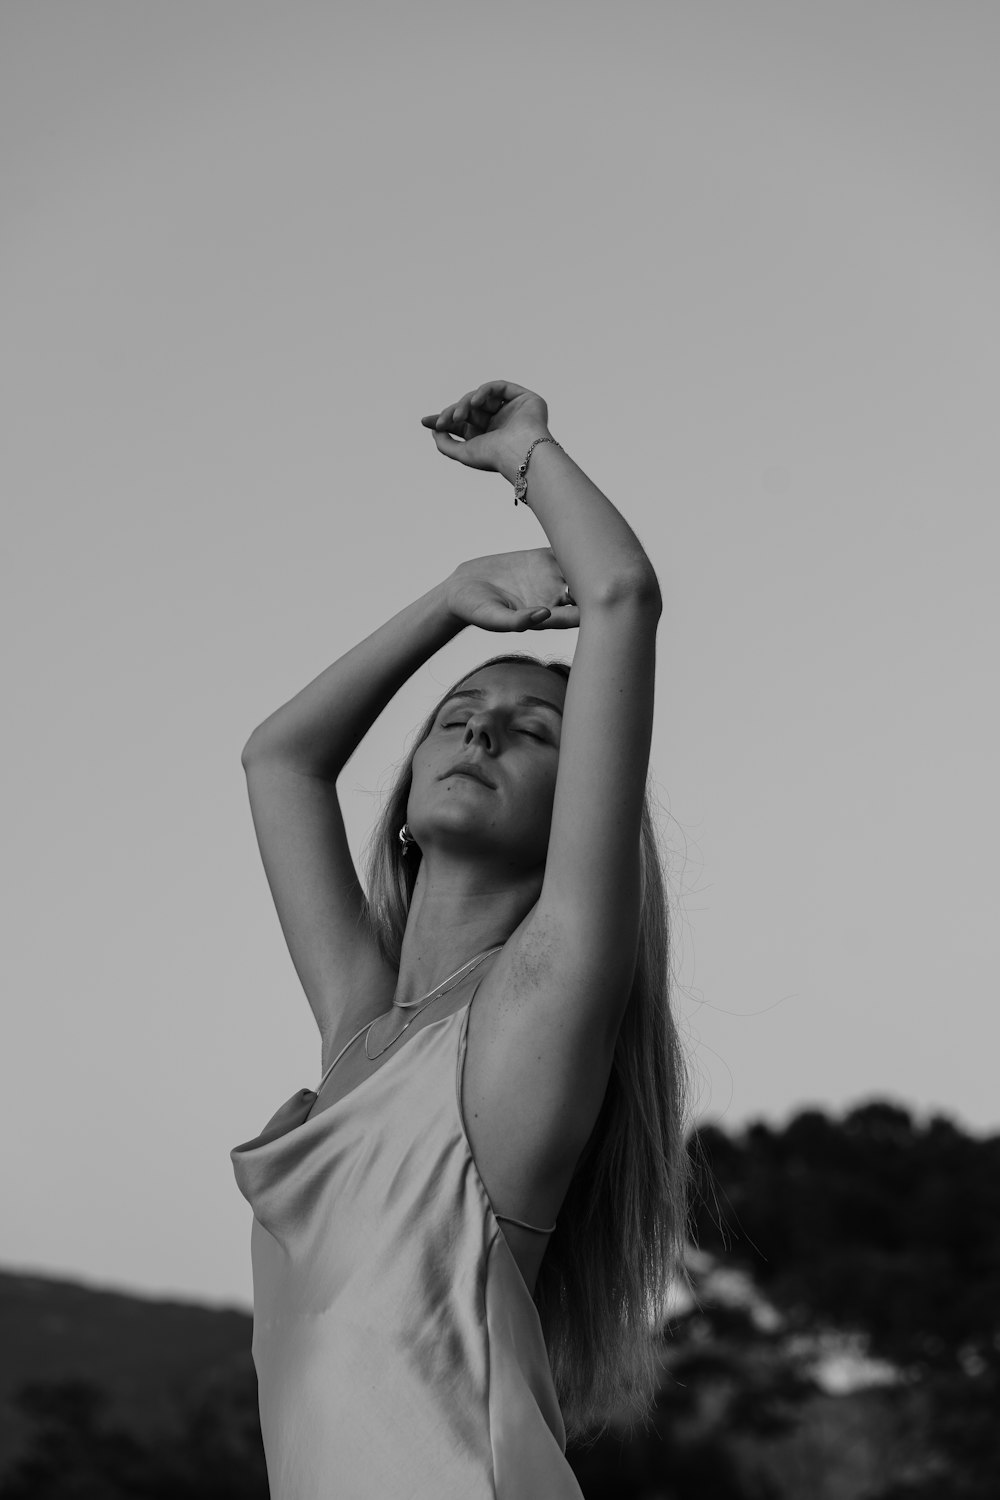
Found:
[425,382,661,1056]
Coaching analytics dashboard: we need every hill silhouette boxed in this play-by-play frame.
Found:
[0,1272,261,1494]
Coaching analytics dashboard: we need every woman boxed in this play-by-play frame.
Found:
[231,380,689,1499]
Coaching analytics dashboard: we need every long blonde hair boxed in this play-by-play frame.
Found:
[363,653,690,1441]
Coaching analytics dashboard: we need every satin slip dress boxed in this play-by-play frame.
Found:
[230,976,585,1500]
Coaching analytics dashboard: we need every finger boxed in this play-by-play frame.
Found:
[430,428,472,464]
[445,411,476,438]
[420,401,457,432]
[475,380,526,404]
[464,393,491,423]
[467,399,501,432]
[452,406,493,442]
[432,407,472,439]
[533,605,580,630]
[458,398,492,435]
[423,381,523,423]
[464,400,491,429]
[423,383,516,431]
[470,384,506,415]
[450,399,483,440]
[472,604,550,632]
[430,427,496,467]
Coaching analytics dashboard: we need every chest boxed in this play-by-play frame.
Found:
[306,998,572,1300]
[310,995,471,1116]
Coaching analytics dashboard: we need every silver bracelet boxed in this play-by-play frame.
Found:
[513,436,563,507]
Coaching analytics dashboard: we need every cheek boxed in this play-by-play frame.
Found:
[522,768,558,825]
[409,741,436,790]
[405,752,431,818]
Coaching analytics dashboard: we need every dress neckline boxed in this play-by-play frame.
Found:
[304,1000,471,1126]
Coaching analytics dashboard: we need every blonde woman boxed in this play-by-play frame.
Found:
[231,380,689,1499]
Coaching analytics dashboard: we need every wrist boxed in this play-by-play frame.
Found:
[496,425,555,486]
[437,571,473,630]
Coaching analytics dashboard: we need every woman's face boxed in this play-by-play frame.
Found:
[407,662,567,871]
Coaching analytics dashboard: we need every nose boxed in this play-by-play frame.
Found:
[462,714,495,752]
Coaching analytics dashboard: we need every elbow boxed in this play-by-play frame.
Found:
[241,710,295,767]
[241,726,272,768]
[588,563,662,616]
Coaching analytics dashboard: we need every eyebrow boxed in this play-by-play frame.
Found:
[438,688,564,718]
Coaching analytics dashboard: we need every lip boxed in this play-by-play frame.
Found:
[439,761,497,790]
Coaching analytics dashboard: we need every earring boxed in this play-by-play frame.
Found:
[398,824,416,857]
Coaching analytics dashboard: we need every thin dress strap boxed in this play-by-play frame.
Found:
[495,1212,557,1235]
[459,976,558,1239]
[313,1017,372,1093]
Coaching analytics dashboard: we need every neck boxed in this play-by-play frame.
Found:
[394,853,542,1007]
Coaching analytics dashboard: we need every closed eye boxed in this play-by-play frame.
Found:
[439,716,551,742]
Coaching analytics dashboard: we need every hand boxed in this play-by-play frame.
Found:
[445,548,579,632]
[421,380,551,481]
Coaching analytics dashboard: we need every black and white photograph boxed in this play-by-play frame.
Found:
[2,4,997,1496]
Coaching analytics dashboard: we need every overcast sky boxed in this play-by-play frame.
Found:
[3,1,997,1309]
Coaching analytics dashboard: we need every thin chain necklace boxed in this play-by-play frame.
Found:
[364,945,504,1061]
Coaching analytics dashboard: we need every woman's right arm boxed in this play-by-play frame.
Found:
[241,556,573,1058]
[241,581,466,1056]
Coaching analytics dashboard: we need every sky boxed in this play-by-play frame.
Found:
[2,1,997,1310]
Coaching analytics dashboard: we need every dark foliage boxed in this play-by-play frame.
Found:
[691,1105,1000,1363]
[690,1101,1000,1496]
[0,1373,268,1500]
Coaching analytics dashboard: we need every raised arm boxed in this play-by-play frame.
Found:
[423,382,661,1139]
[241,588,463,1054]
[241,543,577,1059]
